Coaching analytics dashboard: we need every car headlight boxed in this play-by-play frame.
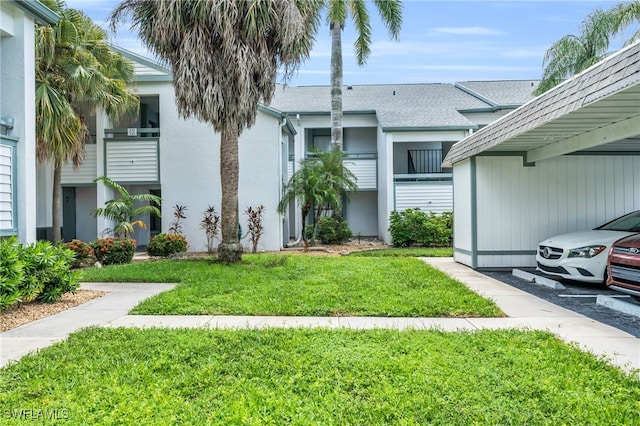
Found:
[568,245,606,258]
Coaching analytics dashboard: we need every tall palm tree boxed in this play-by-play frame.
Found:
[327,0,402,150]
[535,1,640,95]
[278,149,357,248]
[36,0,138,243]
[111,0,322,264]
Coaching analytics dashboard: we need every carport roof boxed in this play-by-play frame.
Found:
[443,41,640,167]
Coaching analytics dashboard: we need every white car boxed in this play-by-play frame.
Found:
[536,211,640,283]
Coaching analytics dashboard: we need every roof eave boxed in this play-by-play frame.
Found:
[11,0,59,25]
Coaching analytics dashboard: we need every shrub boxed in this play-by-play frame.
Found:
[0,237,24,312]
[62,239,95,268]
[306,215,353,245]
[92,238,136,265]
[147,233,188,257]
[388,209,453,247]
[201,205,220,254]
[20,241,79,303]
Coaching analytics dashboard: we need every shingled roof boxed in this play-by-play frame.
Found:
[443,41,640,167]
[268,81,539,130]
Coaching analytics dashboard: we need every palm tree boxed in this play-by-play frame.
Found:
[609,1,640,44]
[35,0,138,242]
[111,0,322,264]
[92,177,161,238]
[327,0,402,150]
[535,1,640,95]
[278,150,357,248]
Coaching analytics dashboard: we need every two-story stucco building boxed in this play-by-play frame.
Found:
[38,47,540,251]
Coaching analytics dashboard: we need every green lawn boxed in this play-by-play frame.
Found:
[1,327,638,425]
[79,254,501,317]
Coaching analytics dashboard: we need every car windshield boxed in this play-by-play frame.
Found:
[596,211,640,232]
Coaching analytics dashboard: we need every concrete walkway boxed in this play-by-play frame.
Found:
[1,258,639,375]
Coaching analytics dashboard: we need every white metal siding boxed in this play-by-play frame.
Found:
[61,144,97,184]
[287,160,294,181]
[0,144,13,230]
[106,139,159,182]
[453,158,472,258]
[346,158,377,190]
[395,182,453,213]
[475,155,640,268]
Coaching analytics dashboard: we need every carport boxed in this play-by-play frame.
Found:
[442,41,640,269]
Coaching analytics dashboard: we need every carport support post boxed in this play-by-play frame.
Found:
[470,156,478,269]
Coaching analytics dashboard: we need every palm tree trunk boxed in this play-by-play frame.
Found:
[51,161,63,243]
[330,22,343,151]
[218,125,243,264]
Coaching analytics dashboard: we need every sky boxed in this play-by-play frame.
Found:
[65,0,633,86]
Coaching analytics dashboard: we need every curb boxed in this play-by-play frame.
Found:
[512,269,566,290]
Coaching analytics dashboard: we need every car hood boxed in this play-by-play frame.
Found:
[539,230,636,248]
[613,233,640,248]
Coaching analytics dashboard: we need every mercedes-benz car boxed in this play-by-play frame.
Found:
[536,210,640,283]
[607,234,640,301]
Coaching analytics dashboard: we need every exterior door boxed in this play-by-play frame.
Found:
[62,186,76,242]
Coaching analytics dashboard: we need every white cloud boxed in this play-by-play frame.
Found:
[432,26,504,36]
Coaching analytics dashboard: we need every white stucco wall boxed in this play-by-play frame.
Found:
[75,185,96,242]
[377,128,393,243]
[346,191,378,237]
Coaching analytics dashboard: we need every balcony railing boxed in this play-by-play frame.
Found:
[408,149,442,174]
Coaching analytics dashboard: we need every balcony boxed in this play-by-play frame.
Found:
[344,153,377,190]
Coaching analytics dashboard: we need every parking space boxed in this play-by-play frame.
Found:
[482,269,640,338]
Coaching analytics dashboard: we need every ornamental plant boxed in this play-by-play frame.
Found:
[306,215,352,245]
[388,209,453,247]
[0,237,24,312]
[147,233,188,257]
[92,238,136,265]
[20,241,79,303]
[62,239,95,268]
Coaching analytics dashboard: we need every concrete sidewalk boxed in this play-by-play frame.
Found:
[1,258,638,375]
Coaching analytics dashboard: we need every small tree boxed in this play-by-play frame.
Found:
[93,176,161,238]
[278,150,357,249]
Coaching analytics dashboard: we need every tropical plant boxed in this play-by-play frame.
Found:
[110,0,322,264]
[35,0,138,242]
[201,206,221,255]
[0,237,24,312]
[326,0,402,150]
[388,209,453,248]
[168,205,187,235]
[244,205,265,254]
[535,1,640,95]
[20,241,79,303]
[93,176,161,238]
[305,215,352,245]
[278,150,357,248]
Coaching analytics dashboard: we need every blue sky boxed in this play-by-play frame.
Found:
[66,0,631,86]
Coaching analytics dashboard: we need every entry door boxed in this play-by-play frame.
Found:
[62,187,76,242]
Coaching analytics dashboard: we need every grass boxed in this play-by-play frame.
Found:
[348,247,453,257]
[79,254,501,317]
[1,327,638,425]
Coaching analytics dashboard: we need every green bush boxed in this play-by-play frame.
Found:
[147,233,188,257]
[388,209,453,247]
[0,237,24,312]
[305,216,353,245]
[92,238,136,265]
[0,238,79,311]
[62,239,95,268]
[20,241,80,303]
